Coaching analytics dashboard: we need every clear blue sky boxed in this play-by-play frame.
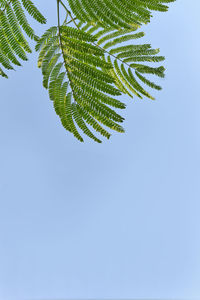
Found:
[0,1,200,299]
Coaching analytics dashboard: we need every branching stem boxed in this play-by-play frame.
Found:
[58,0,134,70]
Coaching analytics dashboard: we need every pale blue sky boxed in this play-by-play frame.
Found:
[0,1,200,299]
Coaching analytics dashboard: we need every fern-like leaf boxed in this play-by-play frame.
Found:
[66,0,176,28]
[80,22,166,100]
[0,0,46,78]
[36,24,126,143]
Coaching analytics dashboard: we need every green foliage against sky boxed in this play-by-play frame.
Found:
[0,0,175,143]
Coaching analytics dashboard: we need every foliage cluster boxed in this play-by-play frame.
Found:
[0,0,175,142]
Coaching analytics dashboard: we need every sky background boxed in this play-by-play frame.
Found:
[0,1,200,299]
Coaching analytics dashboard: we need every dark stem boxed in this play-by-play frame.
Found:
[57,0,76,102]
[58,0,134,70]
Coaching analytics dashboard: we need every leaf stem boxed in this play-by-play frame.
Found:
[57,0,76,102]
[58,0,135,70]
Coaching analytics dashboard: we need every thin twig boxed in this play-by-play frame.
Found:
[58,0,135,70]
